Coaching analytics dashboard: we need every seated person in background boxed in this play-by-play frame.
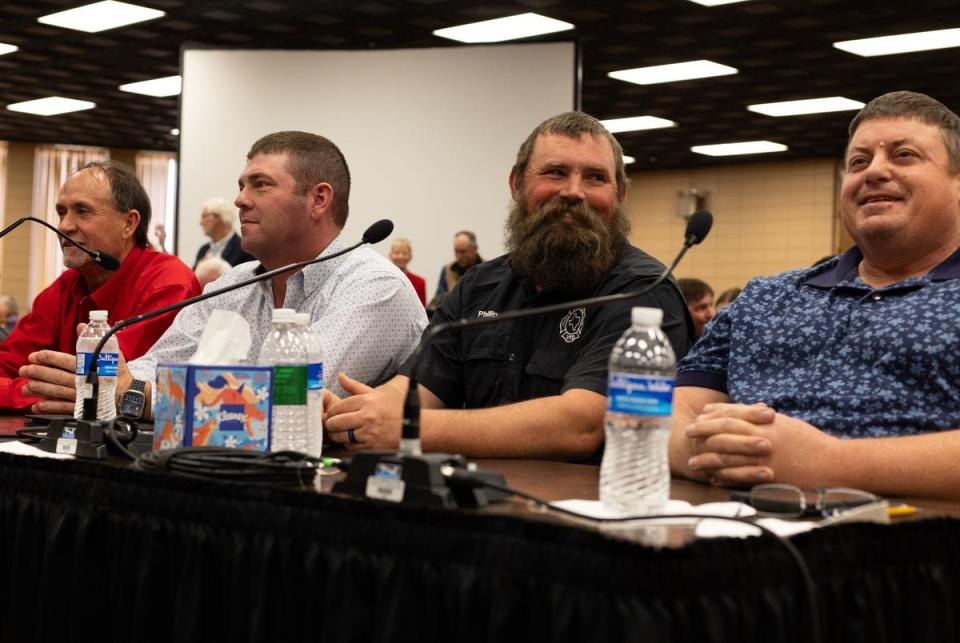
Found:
[714,287,740,310]
[12,162,200,412]
[678,277,715,338]
[427,230,483,314]
[194,256,231,288]
[388,237,426,305]
[193,197,255,269]
[325,111,693,460]
[0,295,19,342]
[23,131,427,416]
[670,91,960,500]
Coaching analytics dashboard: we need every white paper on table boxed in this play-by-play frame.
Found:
[0,440,75,460]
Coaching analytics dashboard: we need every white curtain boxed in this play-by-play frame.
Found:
[29,145,109,301]
[136,151,177,252]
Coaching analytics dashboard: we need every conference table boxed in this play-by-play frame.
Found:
[0,415,958,643]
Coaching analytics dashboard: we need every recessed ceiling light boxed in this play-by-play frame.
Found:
[747,96,864,117]
[170,128,180,136]
[608,60,737,86]
[433,12,574,43]
[686,0,752,5]
[37,1,165,33]
[601,116,676,133]
[834,28,960,57]
[0,43,17,56]
[119,75,182,97]
[7,97,96,116]
[622,155,636,164]
[691,141,787,157]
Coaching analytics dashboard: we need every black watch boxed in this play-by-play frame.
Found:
[119,379,147,420]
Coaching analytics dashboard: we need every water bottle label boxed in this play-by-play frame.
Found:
[607,372,674,416]
[97,352,119,377]
[307,362,324,391]
[76,352,92,376]
[272,365,307,405]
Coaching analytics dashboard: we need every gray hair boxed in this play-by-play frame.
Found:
[454,230,477,246]
[202,197,236,227]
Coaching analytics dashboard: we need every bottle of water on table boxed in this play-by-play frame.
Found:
[259,308,309,452]
[295,312,324,456]
[74,309,119,421]
[600,306,676,516]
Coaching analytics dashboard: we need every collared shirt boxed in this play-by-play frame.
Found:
[0,246,200,409]
[676,246,960,437]
[129,233,428,398]
[204,232,235,259]
[408,245,693,409]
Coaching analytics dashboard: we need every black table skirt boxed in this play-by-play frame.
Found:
[0,453,956,643]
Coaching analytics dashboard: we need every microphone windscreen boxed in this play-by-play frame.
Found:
[362,219,394,244]
[95,252,122,271]
[685,210,713,245]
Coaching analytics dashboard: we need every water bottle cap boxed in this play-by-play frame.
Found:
[294,313,310,326]
[631,306,662,327]
[89,310,109,322]
[271,308,297,323]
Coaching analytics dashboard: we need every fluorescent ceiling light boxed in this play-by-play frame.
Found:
[834,28,960,57]
[687,0,752,5]
[622,155,636,164]
[691,140,787,157]
[601,116,676,133]
[7,97,96,116]
[433,12,574,43]
[119,75,182,97]
[37,1,165,33]
[748,96,864,117]
[609,60,737,85]
[0,43,17,56]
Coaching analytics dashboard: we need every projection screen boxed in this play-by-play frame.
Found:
[178,42,576,296]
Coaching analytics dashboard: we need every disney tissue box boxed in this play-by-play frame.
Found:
[152,363,273,451]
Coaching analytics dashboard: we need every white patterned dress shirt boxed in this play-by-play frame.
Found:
[129,233,428,398]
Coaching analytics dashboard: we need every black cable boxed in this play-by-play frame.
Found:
[132,448,320,488]
[443,470,821,643]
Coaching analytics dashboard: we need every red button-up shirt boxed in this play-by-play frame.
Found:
[0,245,200,409]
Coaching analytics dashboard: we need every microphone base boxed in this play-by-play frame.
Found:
[332,451,507,508]
[31,416,153,460]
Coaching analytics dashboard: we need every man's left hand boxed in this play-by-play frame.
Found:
[20,349,77,414]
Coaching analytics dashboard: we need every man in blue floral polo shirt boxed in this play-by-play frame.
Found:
[670,91,960,499]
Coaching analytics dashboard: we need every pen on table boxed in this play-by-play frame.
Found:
[888,504,920,518]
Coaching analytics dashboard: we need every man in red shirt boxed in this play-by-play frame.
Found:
[6,161,200,411]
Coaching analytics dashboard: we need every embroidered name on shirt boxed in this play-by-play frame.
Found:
[477,310,499,318]
[560,307,585,343]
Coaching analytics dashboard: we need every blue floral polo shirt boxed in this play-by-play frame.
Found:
[676,246,960,437]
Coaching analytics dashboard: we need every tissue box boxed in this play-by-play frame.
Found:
[153,363,273,451]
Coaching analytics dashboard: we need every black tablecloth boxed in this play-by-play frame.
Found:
[0,453,957,643]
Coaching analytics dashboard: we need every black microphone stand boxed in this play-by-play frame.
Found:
[0,216,121,270]
[35,221,394,459]
[333,211,713,508]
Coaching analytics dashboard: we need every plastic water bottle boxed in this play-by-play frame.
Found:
[295,313,324,456]
[259,308,309,452]
[74,309,119,421]
[600,306,676,515]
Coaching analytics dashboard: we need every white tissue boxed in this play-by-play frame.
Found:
[188,309,251,364]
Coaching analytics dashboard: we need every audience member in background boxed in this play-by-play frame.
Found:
[194,256,232,289]
[193,197,255,269]
[678,277,715,339]
[670,90,960,499]
[12,161,200,412]
[325,111,693,460]
[21,131,427,416]
[714,287,741,310]
[427,230,483,314]
[388,238,426,305]
[0,295,19,342]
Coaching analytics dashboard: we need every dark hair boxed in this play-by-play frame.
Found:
[512,111,628,199]
[715,287,741,308]
[847,91,960,173]
[79,161,151,247]
[247,131,352,227]
[678,278,713,303]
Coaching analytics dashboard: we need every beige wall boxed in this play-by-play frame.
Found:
[0,144,144,314]
[626,158,842,294]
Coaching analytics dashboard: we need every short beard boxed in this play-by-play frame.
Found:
[505,194,630,293]
[61,247,89,270]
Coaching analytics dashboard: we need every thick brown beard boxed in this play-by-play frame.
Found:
[505,195,630,293]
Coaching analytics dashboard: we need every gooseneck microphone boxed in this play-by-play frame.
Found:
[333,210,713,507]
[0,216,121,271]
